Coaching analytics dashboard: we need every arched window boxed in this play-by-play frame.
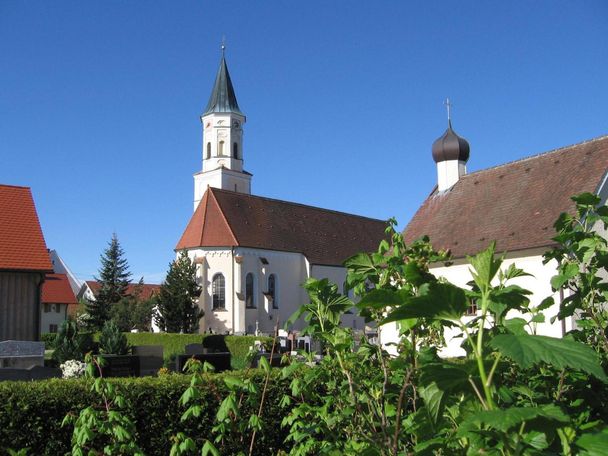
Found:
[212,274,225,310]
[245,273,255,308]
[233,142,239,159]
[218,140,225,156]
[206,142,211,159]
[268,274,278,309]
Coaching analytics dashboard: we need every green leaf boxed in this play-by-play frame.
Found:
[419,383,444,426]
[576,428,608,456]
[358,288,409,310]
[459,404,568,434]
[258,355,270,373]
[382,282,468,323]
[344,252,377,275]
[504,318,527,335]
[572,192,600,206]
[467,242,502,291]
[201,440,220,456]
[551,263,579,290]
[489,334,608,382]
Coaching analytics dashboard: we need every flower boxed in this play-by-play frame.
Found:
[60,359,86,379]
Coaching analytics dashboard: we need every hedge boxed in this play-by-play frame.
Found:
[0,371,288,456]
[41,333,274,369]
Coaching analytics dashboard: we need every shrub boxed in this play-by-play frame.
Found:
[40,332,57,349]
[0,372,288,455]
[52,320,94,363]
[99,321,129,355]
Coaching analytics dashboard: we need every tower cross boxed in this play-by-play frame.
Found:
[444,98,452,122]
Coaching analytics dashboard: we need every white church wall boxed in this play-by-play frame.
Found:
[379,249,571,358]
[236,248,309,334]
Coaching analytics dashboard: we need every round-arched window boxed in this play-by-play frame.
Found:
[212,273,225,310]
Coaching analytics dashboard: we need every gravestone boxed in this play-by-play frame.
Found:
[100,355,140,377]
[0,365,61,382]
[185,343,207,355]
[133,345,164,376]
[176,352,231,373]
[0,340,45,369]
[251,353,282,368]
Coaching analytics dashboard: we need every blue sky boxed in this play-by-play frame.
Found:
[1,1,607,284]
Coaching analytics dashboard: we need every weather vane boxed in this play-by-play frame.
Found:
[444,98,452,123]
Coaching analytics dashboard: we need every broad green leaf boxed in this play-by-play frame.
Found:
[504,318,527,335]
[459,404,568,434]
[357,288,409,310]
[489,334,608,382]
[382,282,468,323]
[572,192,601,206]
[467,242,502,291]
[223,376,246,389]
[551,263,579,290]
[419,362,469,393]
[202,440,220,456]
[259,355,270,373]
[419,383,444,426]
[536,296,554,311]
[344,252,377,275]
[576,428,608,456]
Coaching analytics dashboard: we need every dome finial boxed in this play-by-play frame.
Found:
[220,35,226,56]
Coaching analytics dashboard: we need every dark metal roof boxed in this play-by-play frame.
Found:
[432,120,470,163]
[203,55,243,116]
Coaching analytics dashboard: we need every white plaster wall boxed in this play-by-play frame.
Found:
[40,303,67,333]
[379,250,571,357]
[236,248,310,334]
[184,247,235,334]
[201,113,245,173]
[436,160,466,192]
[193,165,252,209]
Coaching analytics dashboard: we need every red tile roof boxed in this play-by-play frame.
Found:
[404,135,608,259]
[42,273,78,305]
[85,281,161,301]
[176,188,388,266]
[0,184,52,272]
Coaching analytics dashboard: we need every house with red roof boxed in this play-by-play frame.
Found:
[41,273,78,333]
[175,52,387,335]
[78,280,161,303]
[0,184,53,341]
[384,120,608,356]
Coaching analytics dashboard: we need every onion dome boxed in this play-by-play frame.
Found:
[432,120,470,163]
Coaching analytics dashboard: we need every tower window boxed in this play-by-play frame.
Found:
[218,140,225,156]
[268,274,278,309]
[212,273,225,310]
[206,142,211,159]
[246,273,255,308]
[233,142,239,159]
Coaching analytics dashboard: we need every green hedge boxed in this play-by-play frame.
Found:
[0,372,288,456]
[41,333,274,369]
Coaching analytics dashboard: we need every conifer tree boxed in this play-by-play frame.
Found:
[155,251,203,333]
[86,233,131,330]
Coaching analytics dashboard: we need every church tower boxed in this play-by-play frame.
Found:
[194,46,251,210]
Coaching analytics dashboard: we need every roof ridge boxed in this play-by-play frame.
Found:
[209,187,387,224]
[0,183,31,190]
[465,133,608,177]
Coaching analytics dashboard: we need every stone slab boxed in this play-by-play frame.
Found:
[176,352,231,373]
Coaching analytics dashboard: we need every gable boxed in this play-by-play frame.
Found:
[42,274,78,305]
[404,135,608,258]
[0,184,52,272]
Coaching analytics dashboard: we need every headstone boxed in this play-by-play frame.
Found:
[251,353,282,368]
[176,352,231,373]
[133,345,164,376]
[0,365,61,382]
[0,340,45,369]
[99,355,140,377]
[185,343,206,355]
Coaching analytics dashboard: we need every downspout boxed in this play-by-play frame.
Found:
[35,273,45,341]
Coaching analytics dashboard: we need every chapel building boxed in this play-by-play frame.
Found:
[384,117,608,356]
[176,51,387,335]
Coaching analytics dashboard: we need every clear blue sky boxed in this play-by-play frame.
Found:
[1,1,607,284]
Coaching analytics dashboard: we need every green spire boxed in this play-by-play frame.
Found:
[203,50,243,116]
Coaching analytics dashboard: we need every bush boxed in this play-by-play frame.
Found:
[52,320,94,363]
[40,333,57,349]
[99,321,129,355]
[0,372,288,455]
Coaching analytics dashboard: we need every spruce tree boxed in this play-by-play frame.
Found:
[155,251,203,333]
[86,233,131,330]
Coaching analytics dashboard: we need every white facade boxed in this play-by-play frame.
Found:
[379,249,574,357]
[194,111,250,209]
[49,250,82,296]
[182,247,365,335]
[40,302,68,334]
[436,160,466,192]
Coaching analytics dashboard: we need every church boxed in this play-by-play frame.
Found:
[176,50,387,335]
